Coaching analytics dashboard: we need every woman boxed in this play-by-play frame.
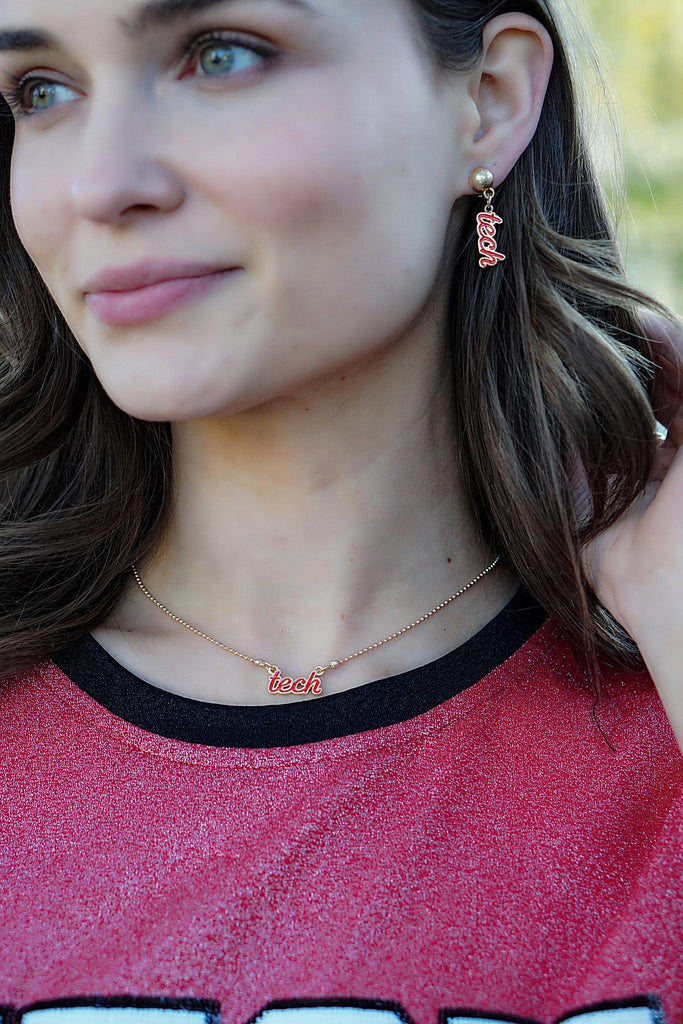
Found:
[0,0,681,1020]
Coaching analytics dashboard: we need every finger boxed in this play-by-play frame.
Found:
[653,441,680,482]
[647,443,683,514]
[641,310,683,361]
[659,404,683,450]
[641,311,683,426]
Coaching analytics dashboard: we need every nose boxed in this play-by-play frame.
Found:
[70,95,185,223]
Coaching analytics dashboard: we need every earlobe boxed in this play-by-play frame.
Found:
[462,13,554,191]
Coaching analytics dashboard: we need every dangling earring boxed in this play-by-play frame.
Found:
[469,168,505,269]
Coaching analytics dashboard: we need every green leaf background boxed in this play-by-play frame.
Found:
[578,0,682,313]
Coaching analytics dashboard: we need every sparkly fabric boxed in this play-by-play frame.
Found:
[0,619,681,1024]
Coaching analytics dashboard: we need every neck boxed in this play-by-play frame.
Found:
[103,328,516,703]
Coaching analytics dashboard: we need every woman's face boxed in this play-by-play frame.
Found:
[1,0,475,421]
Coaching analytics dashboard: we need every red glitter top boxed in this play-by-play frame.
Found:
[0,613,681,1024]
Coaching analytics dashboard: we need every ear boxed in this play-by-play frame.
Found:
[458,13,554,193]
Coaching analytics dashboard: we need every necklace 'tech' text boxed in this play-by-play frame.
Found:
[132,556,500,696]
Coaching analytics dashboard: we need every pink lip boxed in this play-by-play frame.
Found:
[83,260,240,327]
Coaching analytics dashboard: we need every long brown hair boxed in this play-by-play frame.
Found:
[0,0,669,678]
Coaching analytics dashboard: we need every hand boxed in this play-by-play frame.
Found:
[583,311,683,751]
[643,310,683,465]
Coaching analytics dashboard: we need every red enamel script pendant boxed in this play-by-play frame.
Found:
[267,666,324,696]
[469,167,505,269]
[476,203,505,268]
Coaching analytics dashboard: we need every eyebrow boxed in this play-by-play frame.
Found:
[0,29,53,53]
[0,0,317,54]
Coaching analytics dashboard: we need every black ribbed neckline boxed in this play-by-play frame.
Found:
[53,588,547,748]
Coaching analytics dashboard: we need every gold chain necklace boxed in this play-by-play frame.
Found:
[131,555,500,696]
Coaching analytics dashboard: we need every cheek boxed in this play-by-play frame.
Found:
[11,141,73,293]
[202,115,368,238]
[199,87,454,326]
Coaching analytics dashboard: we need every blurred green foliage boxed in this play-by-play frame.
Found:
[581,0,682,312]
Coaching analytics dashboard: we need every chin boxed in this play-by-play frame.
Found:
[97,368,266,424]
[97,375,201,423]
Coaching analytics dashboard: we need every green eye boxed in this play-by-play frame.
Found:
[197,42,263,77]
[30,82,56,110]
[200,45,235,75]
[26,81,75,113]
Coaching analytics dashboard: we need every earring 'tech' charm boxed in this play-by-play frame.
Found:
[469,167,505,269]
